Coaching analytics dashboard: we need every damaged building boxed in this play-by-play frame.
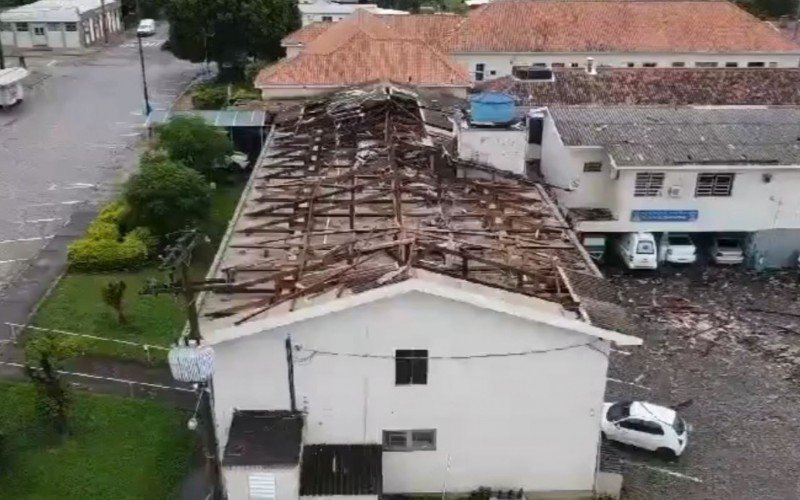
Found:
[196,85,640,500]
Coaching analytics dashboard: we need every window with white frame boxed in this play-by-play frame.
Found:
[695,173,735,197]
[16,22,29,31]
[383,429,437,451]
[642,62,657,67]
[65,22,78,31]
[747,62,765,68]
[725,62,738,68]
[0,22,12,31]
[634,172,665,197]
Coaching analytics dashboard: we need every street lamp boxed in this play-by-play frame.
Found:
[137,34,152,116]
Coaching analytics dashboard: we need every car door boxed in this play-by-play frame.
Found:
[616,418,651,449]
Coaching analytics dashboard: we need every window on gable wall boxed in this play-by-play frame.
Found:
[583,162,602,172]
[475,63,485,81]
[395,350,428,385]
[695,173,735,197]
[634,172,665,197]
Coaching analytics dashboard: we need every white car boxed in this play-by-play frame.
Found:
[711,236,744,265]
[601,401,689,459]
[664,233,697,264]
[137,19,156,37]
[614,232,658,269]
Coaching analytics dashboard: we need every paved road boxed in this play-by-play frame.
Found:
[0,27,198,289]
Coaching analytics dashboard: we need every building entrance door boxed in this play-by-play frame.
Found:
[31,23,47,46]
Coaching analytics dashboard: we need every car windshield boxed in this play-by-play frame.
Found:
[636,240,655,254]
[673,415,686,435]
[718,238,740,249]
[606,401,631,422]
[669,235,692,246]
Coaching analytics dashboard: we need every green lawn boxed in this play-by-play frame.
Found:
[0,382,194,499]
[29,177,248,364]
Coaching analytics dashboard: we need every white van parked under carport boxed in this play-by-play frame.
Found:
[614,232,658,269]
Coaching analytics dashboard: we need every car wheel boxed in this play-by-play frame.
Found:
[656,447,677,461]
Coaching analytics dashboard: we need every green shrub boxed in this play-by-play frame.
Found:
[97,200,129,225]
[156,115,233,177]
[124,159,212,238]
[67,232,149,271]
[191,84,228,110]
[85,221,120,241]
[127,226,159,255]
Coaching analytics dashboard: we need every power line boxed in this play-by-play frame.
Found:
[4,323,170,351]
[295,340,605,361]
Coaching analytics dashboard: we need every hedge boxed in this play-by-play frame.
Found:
[67,233,149,271]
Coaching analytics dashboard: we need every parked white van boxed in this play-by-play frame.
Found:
[615,232,658,269]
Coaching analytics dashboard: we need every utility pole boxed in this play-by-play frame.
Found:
[0,36,5,70]
[100,0,109,44]
[141,229,221,499]
[137,34,152,116]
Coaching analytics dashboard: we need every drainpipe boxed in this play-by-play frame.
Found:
[586,57,596,75]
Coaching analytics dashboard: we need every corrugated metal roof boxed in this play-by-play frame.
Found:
[550,106,800,167]
[300,445,382,496]
[145,110,267,128]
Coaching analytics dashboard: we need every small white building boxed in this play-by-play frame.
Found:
[540,106,800,267]
[0,0,122,50]
[297,0,406,27]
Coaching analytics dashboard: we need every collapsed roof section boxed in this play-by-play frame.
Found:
[201,85,602,327]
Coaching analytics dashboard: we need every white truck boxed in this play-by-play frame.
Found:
[0,67,28,109]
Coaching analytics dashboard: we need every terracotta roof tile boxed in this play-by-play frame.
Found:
[258,11,470,88]
[450,0,800,53]
[381,14,465,51]
[282,22,331,46]
[477,68,800,105]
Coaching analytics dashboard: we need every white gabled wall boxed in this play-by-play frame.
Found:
[212,290,610,495]
[457,127,527,175]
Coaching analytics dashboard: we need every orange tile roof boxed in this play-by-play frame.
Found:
[449,0,800,53]
[258,11,471,88]
[381,14,465,51]
[282,22,331,46]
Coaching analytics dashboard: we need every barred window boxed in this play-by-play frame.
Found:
[583,162,602,172]
[634,172,665,197]
[695,173,734,197]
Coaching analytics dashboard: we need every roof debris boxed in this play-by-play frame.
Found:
[201,84,606,327]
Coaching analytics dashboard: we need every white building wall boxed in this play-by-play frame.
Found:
[223,466,299,500]
[540,114,615,208]
[212,291,609,495]
[46,24,65,48]
[456,52,800,81]
[457,127,527,175]
[64,29,81,48]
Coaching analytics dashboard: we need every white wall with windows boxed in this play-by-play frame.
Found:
[456,125,527,175]
[540,113,800,234]
[455,52,800,82]
[210,285,614,496]
[0,0,122,50]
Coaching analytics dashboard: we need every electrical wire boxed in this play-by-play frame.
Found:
[295,340,606,361]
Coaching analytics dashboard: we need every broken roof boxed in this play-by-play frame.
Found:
[258,11,470,89]
[549,106,800,167]
[199,84,619,330]
[478,68,800,107]
[449,0,800,54]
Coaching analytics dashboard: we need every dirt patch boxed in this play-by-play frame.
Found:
[605,266,800,499]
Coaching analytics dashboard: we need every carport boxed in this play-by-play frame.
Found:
[145,109,269,160]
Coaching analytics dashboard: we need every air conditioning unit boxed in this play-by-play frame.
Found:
[668,186,683,198]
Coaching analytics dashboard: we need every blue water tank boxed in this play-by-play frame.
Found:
[470,92,515,124]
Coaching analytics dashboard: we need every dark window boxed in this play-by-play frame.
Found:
[551,62,565,68]
[695,62,718,68]
[47,22,61,31]
[0,22,11,32]
[489,70,496,76]
[475,63,485,81]
[642,62,657,68]
[634,172,665,197]
[747,62,765,68]
[16,22,29,31]
[321,16,333,22]
[626,62,635,68]
[512,66,553,81]
[671,62,685,68]
[528,117,543,145]
[583,162,602,172]
[618,418,646,431]
[695,173,734,197]
[606,401,631,422]
[65,22,77,32]
[570,62,579,68]
[383,429,436,451]
[725,62,738,68]
[33,26,45,35]
[395,349,427,385]
[639,421,665,435]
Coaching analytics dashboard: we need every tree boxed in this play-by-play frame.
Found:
[157,116,232,176]
[165,0,300,70]
[101,280,128,324]
[24,334,81,437]
[124,159,212,239]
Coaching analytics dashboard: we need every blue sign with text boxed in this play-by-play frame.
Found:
[630,210,698,222]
